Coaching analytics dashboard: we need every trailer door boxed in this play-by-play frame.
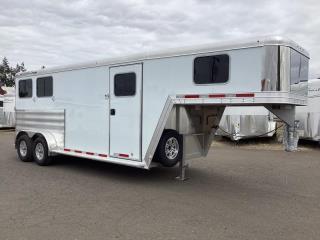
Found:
[109,64,142,161]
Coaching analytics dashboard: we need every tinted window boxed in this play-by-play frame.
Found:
[114,73,136,96]
[37,76,53,97]
[290,49,309,84]
[300,55,309,82]
[0,101,3,107]
[19,79,33,98]
[194,55,229,84]
[290,50,301,85]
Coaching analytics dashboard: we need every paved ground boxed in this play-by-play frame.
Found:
[1,130,320,240]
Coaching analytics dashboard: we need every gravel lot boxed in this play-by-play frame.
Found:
[1,130,320,240]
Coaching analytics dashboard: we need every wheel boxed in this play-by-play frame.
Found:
[155,130,182,167]
[16,134,33,162]
[33,137,52,166]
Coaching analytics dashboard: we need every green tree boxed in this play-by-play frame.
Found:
[0,57,26,87]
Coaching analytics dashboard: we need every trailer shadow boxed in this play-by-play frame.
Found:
[52,155,177,182]
[298,139,320,149]
[215,135,320,151]
[51,155,286,201]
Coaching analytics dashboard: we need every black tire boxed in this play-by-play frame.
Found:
[155,130,182,167]
[16,134,33,162]
[33,137,52,166]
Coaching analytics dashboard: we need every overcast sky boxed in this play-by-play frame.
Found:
[0,0,319,78]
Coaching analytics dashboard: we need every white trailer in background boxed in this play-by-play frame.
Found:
[14,36,309,179]
[0,86,15,128]
[216,106,276,140]
[296,79,320,142]
[218,79,320,143]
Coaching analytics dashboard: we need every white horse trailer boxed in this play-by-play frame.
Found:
[0,87,15,128]
[14,36,309,178]
[296,79,320,142]
[216,106,276,140]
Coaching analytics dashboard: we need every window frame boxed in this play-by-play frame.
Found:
[36,76,53,98]
[193,54,230,85]
[18,79,33,98]
[114,72,137,97]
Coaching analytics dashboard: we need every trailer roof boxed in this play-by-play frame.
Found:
[17,36,309,78]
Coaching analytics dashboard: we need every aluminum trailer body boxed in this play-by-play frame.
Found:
[0,87,15,128]
[216,106,276,141]
[296,79,320,141]
[15,36,309,170]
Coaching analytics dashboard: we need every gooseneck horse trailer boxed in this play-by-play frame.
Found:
[14,36,309,178]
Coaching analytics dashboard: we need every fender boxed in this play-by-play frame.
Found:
[17,130,61,156]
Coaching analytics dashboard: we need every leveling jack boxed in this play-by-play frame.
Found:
[176,156,189,181]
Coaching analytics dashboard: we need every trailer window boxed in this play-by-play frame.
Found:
[290,50,300,85]
[37,76,53,97]
[194,54,229,84]
[290,49,309,85]
[300,55,309,82]
[114,73,136,96]
[18,79,33,98]
[0,101,3,107]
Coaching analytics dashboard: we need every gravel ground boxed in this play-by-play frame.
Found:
[1,130,320,240]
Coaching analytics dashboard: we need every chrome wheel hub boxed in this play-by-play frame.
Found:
[19,140,28,157]
[165,137,179,160]
[35,142,44,160]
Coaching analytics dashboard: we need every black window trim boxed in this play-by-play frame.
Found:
[18,78,33,98]
[193,54,230,85]
[36,76,53,98]
[114,72,137,97]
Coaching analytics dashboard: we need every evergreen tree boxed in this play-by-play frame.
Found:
[0,57,26,87]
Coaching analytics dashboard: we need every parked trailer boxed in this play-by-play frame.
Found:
[218,79,319,142]
[14,36,309,178]
[216,106,276,140]
[296,79,320,142]
[0,86,15,128]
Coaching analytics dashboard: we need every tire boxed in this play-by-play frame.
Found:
[16,134,33,162]
[33,137,52,166]
[155,130,182,167]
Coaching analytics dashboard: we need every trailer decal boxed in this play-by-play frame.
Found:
[115,153,130,158]
[185,94,200,98]
[180,92,256,99]
[209,94,226,98]
[63,149,108,158]
[98,154,108,157]
[235,93,255,97]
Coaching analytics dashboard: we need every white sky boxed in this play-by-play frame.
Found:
[1,0,319,78]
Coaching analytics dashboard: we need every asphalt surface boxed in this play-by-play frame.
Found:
[1,130,320,240]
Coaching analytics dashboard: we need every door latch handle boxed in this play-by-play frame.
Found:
[110,109,116,115]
